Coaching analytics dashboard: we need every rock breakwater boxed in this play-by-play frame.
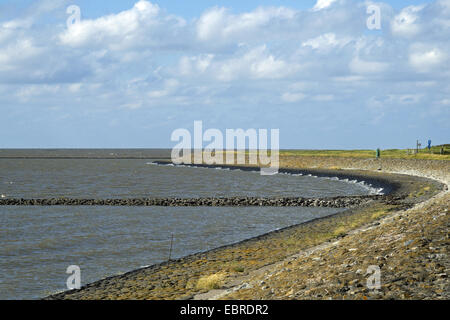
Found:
[0,194,399,208]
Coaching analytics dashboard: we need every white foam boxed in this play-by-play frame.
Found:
[151,162,384,195]
[285,172,383,195]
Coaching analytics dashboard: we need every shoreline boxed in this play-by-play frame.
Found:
[220,158,449,300]
[152,160,392,194]
[44,157,447,300]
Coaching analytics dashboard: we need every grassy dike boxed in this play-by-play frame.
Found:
[45,156,449,300]
[279,145,450,160]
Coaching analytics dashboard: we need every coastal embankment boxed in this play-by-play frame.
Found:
[218,156,449,300]
[45,156,448,300]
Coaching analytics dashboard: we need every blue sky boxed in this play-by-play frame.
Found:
[0,0,448,149]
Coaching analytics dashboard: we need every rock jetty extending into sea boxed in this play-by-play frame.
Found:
[0,194,403,208]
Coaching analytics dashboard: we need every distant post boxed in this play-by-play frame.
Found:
[416,140,421,154]
[168,234,174,261]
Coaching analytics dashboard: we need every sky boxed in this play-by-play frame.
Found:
[0,0,448,149]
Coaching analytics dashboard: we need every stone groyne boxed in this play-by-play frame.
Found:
[0,194,400,208]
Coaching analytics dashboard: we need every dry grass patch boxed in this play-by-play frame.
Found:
[332,226,347,238]
[371,209,388,220]
[223,261,246,273]
[196,272,227,290]
[232,266,245,273]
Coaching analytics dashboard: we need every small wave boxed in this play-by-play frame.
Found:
[286,172,383,195]
[151,162,384,195]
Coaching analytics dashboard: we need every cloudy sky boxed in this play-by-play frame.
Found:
[0,0,448,149]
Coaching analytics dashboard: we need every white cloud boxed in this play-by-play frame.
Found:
[0,38,43,71]
[68,83,82,93]
[179,54,214,76]
[281,92,306,103]
[147,78,179,99]
[196,6,296,43]
[390,94,423,105]
[302,33,352,51]
[60,1,158,46]
[196,7,227,41]
[215,45,299,81]
[391,5,425,37]
[312,0,338,11]
[249,54,290,79]
[122,102,143,109]
[15,84,61,102]
[288,82,318,91]
[349,57,389,74]
[409,45,446,72]
[58,0,183,50]
[368,93,424,108]
[313,94,334,101]
[332,75,365,82]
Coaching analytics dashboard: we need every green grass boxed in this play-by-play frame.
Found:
[279,144,450,160]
